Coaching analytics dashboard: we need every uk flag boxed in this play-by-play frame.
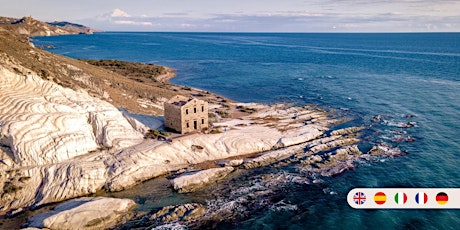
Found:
[353,192,366,205]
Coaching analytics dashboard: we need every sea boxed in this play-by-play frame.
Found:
[33,33,460,229]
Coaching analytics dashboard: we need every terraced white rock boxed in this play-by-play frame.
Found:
[25,197,135,230]
[216,159,244,167]
[277,125,325,147]
[170,167,235,193]
[243,144,306,169]
[0,63,336,216]
[0,66,144,166]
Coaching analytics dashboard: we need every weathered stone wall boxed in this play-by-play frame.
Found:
[164,97,208,134]
[180,99,208,134]
[164,102,182,132]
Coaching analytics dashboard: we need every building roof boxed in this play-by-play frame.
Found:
[166,95,205,107]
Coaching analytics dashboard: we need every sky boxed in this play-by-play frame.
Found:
[1,0,459,32]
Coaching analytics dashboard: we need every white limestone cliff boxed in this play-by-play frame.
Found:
[0,66,144,166]
[0,62,347,216]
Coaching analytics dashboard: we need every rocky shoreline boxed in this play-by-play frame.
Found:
[0,20,409,229]
[0,65,402,228]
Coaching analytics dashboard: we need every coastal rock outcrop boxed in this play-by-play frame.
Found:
[243,144,306,169]
[0,42,365,218]
[149,203,206,224]
[24,197,135,230]
[330,126,365,136]
[367,142,407,157]
[215,159,244,167]
[276,125,324,147]
[170,167,235,193]
[104,108,328,192]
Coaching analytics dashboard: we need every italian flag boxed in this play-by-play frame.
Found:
[394,192,407,205]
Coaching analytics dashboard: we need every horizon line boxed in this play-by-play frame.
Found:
[98,31,460,34]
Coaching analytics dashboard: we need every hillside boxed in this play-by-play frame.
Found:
[0,16,99,37]
[0,19,235,117]
[0,27,198,115]
[47,21,101,34]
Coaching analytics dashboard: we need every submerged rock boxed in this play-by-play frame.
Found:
[170,167,235,193]
[25,197,136,230]
[397,122,416,128]
[149,203,206,224]
[372,115,382,123]
[367,142,407,157]
[391,135,416,143]
[302,145,362,177]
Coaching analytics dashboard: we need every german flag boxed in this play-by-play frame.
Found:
[374,192,386,205]
[436,192,448,205]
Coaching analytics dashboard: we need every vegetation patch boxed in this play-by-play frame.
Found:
[216,110,230,118]
[3,181,22,194]
[236,105,257,113]
[145,129,169,140]
[85,59,167,81]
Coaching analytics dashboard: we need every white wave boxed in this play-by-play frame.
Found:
[270,201,298,212]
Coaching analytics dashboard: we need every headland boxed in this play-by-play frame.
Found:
[0,16,404,229]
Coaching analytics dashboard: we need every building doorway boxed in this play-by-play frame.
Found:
[194,120,197,129]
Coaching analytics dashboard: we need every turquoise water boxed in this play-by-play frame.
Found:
[34,33,460,229]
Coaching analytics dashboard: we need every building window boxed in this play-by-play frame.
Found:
[194,107,197,113]
[194,120,197,129]
[202,119,205,124]
[186,122,189,128]
[202,106,204,112]
[186,109,189,115]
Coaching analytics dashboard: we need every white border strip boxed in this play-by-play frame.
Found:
[348,188,460,209]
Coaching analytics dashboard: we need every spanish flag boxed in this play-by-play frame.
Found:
[436,192,448,205]
[374,192,386,205]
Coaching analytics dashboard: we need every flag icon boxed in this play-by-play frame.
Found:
[436,192,448,205]
[415,192,428,204]
[374,192,386,205]
[394,192,407,205]
[353,192,366,205]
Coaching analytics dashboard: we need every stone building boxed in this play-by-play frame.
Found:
[164,95,209,134]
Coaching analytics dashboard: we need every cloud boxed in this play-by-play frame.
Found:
[180,23,196,28]
[81,6,460,32]
[163,12,190,17]
[114,20,153,26]
[89,9,154,28]
[111,8,131,18]
[201,11,460,32]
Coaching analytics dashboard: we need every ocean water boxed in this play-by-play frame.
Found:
[34,33,460,229]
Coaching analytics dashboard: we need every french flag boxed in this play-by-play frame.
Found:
[415,192,428,204]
